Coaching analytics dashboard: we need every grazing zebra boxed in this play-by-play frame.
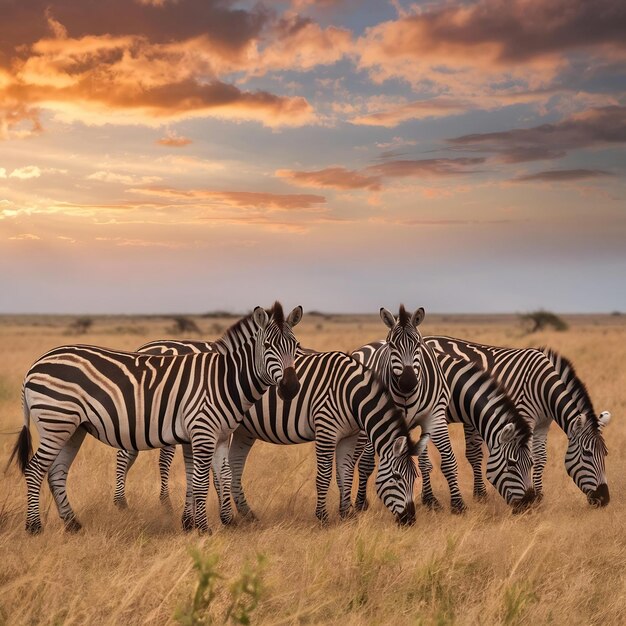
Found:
[351,306,467,513]
[353,351,536,513]
[118,341,430,526]
[9,304,303,534]
[425,336,611,506]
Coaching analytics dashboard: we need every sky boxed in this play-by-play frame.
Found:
[0,0,625,314]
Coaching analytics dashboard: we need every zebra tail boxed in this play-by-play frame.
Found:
[6,393,32,474]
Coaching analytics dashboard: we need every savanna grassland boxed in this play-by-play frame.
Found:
[1,313,625,625]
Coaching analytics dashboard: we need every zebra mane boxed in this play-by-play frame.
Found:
[539,346,598,426]
[214,302,286,353]
[348,353,412,441]
[463,359,532,444]
[398,304,410,327]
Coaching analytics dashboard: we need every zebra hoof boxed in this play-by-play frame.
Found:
[114,498,129,510]
[220,513,235,526]
[339,506,356,520]
[159,496,173,510]
[534,491,544,503]
[451,501,467,515]
[181,514,195,532]
[64,518,82,533]
[196,526,213,536]
[473,490,488,502]
[26,520,42,535]
[355,499,369,512]
[422,497,443,511]
[315,511,330,526]
[240,510,258,523]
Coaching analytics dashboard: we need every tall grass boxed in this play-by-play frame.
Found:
[0,314,625,625]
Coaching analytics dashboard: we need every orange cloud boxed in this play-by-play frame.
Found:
[276,167,382,191]
[128,186,327,211]
[357,0,626,97]
[157,130,192,147]
[351,98,471,127]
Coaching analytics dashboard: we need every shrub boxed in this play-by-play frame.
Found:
[67,316,93,334]
[175,548,266,625]
[520,310,568,333]
[170,316,201,334]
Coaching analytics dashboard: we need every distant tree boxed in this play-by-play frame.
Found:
[68,316,93,334]
[170,316,201,334]
[520,310,568,333]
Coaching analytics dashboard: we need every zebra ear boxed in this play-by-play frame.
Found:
[253,306,269,330]
[569,414,587,437]
[410,433,430,457]
[411,307,425,327]
[380,308,396,329]
[598,411,611,430]
[392,436,408,458]
[498,423,516,445]
[286,306,303,327]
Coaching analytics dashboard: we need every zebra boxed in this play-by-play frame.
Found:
[425,336,611,506]
[353,351,536,513]
[117,341,430,526]
[351,306,467,513]
[9,303,303,534]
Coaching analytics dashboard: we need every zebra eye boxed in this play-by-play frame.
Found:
[582,448,594,459]
[263,340,272,349]
[506,458,517,469]
[392,471,402,482]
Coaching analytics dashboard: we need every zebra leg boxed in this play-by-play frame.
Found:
[314,438,335,525]
[158,446,176,508]
[229,428,258,520]
[181,444,195,531]
[212,435,234,526]
[114,449,138,509]
[430,419,466,514]
[24,423,80,534]
[418,446,442,511]
[191,436,216,535]
[463,424,487,500]
[355,438,375,512]
[335,433,360,519]
[532,424,549,502]
[47,427,87,532]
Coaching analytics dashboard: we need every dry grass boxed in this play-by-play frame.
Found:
[1,313,625,625]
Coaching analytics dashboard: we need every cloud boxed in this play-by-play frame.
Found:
[9,166,42,179]
[276,167,382,191]
[128,186,327,211]
[449,105,626,162]
[351,98,472,127]
[357,0,626,97]
[375,137,417,150]
[512,169,615,183]
[366,157,486,179]
[87,171,162,185]
[157,130,192,147]
[0,102,42,140]
[9,233,42,240]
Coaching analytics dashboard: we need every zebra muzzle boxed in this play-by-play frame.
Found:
[398,365,418,394]
[587,483,610,507]
[511,488,536,514]
[277,366,300,402]
[396,501,416,526]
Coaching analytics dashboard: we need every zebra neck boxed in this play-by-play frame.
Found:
[219,341,267,415]
[540,371,582,434]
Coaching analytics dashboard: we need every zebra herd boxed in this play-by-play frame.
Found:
[9,303,611,535]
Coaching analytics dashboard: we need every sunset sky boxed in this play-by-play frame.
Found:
[1,0,624,314]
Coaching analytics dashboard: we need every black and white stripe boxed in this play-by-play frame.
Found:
[351,306,466,513]
[10,304,303,534]
[426,336,611,506]
[119,342,429,525]
[353,352,536,512]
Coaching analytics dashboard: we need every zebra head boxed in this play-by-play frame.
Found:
[565,411,611,507]
[380,305,425,397]
[375,433,429,525]
[486,423,536,513]
[253,302,303,401]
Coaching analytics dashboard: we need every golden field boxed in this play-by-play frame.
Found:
[0,313,625,625]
